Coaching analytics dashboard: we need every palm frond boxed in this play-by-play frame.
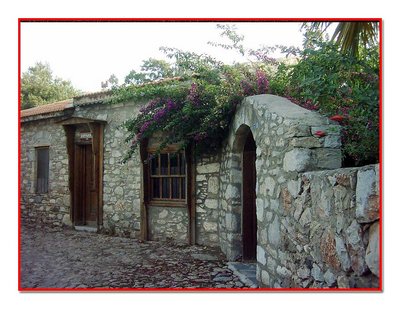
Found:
[306,21,379,58]
[332,22,378,57]
[304,22,332,33]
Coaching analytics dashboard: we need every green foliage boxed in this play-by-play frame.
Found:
[112,54,269,162]
[208,24,245,56]
[280,36,379,166]
[21,62,80,109]
[101,74,119,89]
[159,46,224,79]
[123,58,175,86]
[112,24,379,167]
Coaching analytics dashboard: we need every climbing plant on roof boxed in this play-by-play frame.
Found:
[110,56,270,162]
[109,23,379,167]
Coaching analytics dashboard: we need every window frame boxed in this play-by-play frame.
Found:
[147,146,187,207]
[35,146,50,194]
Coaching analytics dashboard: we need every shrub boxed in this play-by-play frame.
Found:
[112,60,270,162]
[278,40,379,166]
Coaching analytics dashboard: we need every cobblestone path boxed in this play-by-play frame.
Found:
[20,222,252,289]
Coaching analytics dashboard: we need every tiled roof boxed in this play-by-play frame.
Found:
[21,99,73,118]
[73,89,113,101]
[20,76,188,118]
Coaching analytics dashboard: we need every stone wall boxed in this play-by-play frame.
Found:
[21,99,221,244]
[74,101,220,242]
[148,206,188,242]
[21,93,380,288]
[72,101,143,237]
[20,118,71,226]
[195,152,221,246]
[219,94,342,262]
[257,164,380,288]
[218,94,380,288]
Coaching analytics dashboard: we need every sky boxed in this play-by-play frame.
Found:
[21,21,312,93]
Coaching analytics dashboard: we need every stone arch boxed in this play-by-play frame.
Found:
[220,94,343,286]
[224,124,258,261]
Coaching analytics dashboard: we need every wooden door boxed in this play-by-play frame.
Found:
[74,144,98,226]
[242,131,257,261]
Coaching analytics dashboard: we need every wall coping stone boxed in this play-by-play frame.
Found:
[244,95,336,126]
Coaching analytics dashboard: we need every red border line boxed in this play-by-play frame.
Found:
[18,17,382,23]
[18,17,383,293]
[18,19,22,292]
[378,18,383,291]
[20,287,382,293]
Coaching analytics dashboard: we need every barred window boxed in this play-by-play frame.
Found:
[36,147,49,193]
[149,152,186,202]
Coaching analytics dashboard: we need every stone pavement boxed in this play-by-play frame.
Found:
[228,262,258,288]
[20,222,254,289]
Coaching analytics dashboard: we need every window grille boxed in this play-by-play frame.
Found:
[149,152,186,202]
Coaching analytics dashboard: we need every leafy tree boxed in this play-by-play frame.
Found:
[159,46,223,79]
[101,74,119,89]
[122,58,175,86]
[101,58,176,89]
[21,62,80,109]
[208,24,245,56]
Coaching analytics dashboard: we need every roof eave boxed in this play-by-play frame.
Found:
[20,108,74,123]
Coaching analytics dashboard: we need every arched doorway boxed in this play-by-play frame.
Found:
[227,124,258,262]
[242,130,257,261]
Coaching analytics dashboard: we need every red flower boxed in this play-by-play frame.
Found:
[314,130,326,138]
[330,115,344,122]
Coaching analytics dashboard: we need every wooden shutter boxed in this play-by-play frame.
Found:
[36,147,49,193]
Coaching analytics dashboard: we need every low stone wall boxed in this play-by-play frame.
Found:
[257,164,380,288]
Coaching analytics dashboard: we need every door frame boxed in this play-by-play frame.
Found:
[60,117,106,229]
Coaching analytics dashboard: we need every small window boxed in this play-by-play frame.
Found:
[149,152,186,202]
[36,147,49,193]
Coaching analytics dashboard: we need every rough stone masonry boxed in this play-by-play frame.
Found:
[20,93,380,288]
[217,95,379,288]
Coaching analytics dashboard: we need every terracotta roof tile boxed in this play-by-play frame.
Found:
[73,89,113,100]
[21,99,73,118]
[21,76,188,118]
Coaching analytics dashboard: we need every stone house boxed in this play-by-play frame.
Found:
[20,92,380,288]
